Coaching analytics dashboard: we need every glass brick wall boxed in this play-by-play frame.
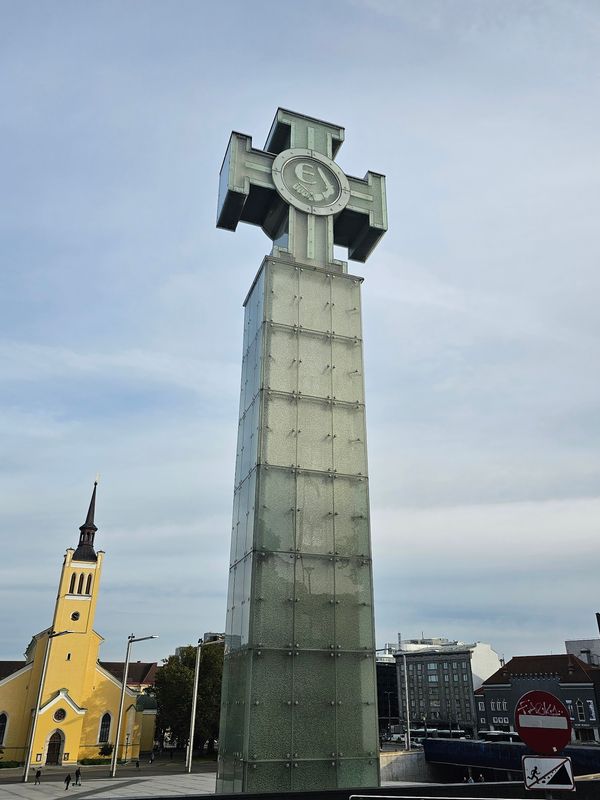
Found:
[217,257,379,792]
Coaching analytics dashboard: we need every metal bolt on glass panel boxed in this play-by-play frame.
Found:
[216,108,387,793]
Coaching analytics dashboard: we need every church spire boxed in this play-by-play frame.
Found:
[73,482,98,562]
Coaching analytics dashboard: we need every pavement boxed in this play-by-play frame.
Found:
[0,772,217,799]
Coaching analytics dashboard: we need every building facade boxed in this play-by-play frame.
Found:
[0,485,156,768]
[477,654,600,743]
[375,656,400,737]
[395,645,477,736]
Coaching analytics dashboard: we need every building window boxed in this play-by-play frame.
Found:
[587,700,596,722]
[85,574,92,594]
[443,662,448,669]
[480,717,485,724]
[53,708,67,722]
[427,663,437,670]
[478,701,484,711]
[99,713,111,743]
[453,674,458,682]
[77,574,84,594]
[576,700,585,722]
[69,574,76,593]
[566,700,574,719]
[462,673,468,681]
[428,675,438,683]
[491,701,496,711]
[0,713,7,745]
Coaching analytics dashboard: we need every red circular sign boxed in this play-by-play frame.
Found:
[515,690,572,755]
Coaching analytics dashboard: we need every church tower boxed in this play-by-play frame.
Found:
[0,483,157,770]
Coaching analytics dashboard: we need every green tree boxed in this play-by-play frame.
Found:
[151,641,224,753]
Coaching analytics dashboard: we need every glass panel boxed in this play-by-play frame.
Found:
[256,467,295,553]
[230,488,240,566]
[331,276,362,338]
[336,758,378,788]
[336,654,378,757]
[298,332,332,398]
[294,554,335,649]
[246,761,291,793]
[293,652,336,759]
[332,338,364,404]
[333,476,370,556]
[245,331,264,410]
[296,471,334,555]
[297,399,333,471]
[252,552,294,648]
[244,268,265,344]
[242,468,257,557]
[292,761,337,790]
[234,416,244,486]
[334,558,374,651]
[332,404,366,475]
[248,651,293,760]
[264,326,298,394]
[240,554,253,648]
[262,395,298,467]
[234,478,249,563]
[266,262,298,327]
[299,268,332,331]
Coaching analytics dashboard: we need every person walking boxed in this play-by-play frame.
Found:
[75,767,82,786]
[135,759,140,769]
[149,752,154,765]
[64,774,72,790]
[34,769,42,785]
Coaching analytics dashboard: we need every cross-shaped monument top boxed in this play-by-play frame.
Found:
[217,108,387,269]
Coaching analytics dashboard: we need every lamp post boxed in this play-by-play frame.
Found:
[384,691,393,737]
[186,636,224,773]
[22,630,74,782]
[110,634,158,778]
[402,652,411,751]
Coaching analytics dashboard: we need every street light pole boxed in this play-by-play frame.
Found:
[186,638,203,774]
[110,634,157,778]
[22,630,74,782]
[402,652,411,751]
[384,691,392,737]
[186,636,224,774]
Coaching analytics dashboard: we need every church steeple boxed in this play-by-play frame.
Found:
[73,482,98,562]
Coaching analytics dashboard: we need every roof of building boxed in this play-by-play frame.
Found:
[482,654,600,686]
[0,660,27,680]
[73,482,98,562]
[100,661,158,686]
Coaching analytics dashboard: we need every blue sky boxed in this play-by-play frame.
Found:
[1,0,599,663]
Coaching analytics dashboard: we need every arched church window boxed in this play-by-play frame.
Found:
[77,574,84,594]
[99,712,111,743]
[69,574,76,594]
[85,574,92,595]
[0,712,7,745]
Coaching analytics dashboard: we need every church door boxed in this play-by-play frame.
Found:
[46,731,63,765]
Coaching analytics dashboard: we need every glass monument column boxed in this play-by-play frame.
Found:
[215,109,387,793]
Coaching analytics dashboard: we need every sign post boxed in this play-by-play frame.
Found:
[515,690,574,794]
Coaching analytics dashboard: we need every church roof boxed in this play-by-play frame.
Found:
[0,660,27,681]
[73,482,98,562]
[99,661,158,687]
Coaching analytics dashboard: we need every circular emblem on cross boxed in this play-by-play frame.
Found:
[272,148,351,216]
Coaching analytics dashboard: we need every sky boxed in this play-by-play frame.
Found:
[1,0,599,664]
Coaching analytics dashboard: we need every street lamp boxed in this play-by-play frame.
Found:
[402,652,411,751]
[384,691,393,737]
[186,636,224,773]
[110,634,158,778]
[22,630,75,782]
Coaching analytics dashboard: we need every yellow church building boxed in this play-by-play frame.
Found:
[0,484,157,769]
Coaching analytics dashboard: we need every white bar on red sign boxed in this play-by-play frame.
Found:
[518,714,568,729]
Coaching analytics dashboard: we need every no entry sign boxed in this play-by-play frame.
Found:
[515,690,572,754]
